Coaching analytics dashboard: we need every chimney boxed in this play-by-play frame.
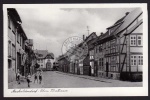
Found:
[92,32,96,34]
[100,32,103,36]
[83,35,85,40]
[126,12,129,16]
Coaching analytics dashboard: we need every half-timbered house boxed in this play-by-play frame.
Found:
[94,8,143,81]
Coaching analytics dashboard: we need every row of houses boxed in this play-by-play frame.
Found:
[57,8,143,81]
[7,8,38,83]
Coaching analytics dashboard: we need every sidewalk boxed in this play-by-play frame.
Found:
[56,71,142,87]
[8,74,44,89]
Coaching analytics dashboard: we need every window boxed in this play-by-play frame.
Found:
[17,33,20,43]
[99,44,102,52]
[131,55,143,66]
[90,56,94,59]
[99,58,103,69]
[8,41,11,57]
[138,56,143,65]
[8,59,11,69]
[111,56,116,67]
[12,44,15,59]
[130,35,136,46]
[137,35,142,46]
[39,54,43,57]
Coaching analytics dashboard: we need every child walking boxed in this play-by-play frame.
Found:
[39,72,42,84]
[27,73,31,87]
[34,72,38,83]
[16,72,20,84]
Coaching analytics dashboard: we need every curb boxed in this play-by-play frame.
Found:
[56,71,112,83]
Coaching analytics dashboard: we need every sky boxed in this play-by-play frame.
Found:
[16,7,135,59]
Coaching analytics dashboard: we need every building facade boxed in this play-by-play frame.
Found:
[95,8,143,81]
[7,8,28,82]
[35,50,54,71]
[7,8,37,82]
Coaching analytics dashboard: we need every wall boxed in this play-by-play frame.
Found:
[8,16,17,83]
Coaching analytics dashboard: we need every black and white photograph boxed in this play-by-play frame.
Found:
[3,4,148,97]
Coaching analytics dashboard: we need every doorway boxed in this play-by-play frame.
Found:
[106,62,109,77]
[17,53,21,74]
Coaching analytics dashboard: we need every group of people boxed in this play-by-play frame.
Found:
[16,70,43,88]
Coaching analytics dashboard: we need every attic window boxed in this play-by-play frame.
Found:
[38,54,43,57]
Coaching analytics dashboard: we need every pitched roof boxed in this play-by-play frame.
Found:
[107,16,126,29]
[114,8,142,35]
[46,53,54,59]
[96,8,142,44]
[84,32,97,42]
[7,8,22,23]
[34,50,48,59]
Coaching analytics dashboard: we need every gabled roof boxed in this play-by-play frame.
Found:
[34,50,48,59]
[84,32,97,42]
[107,16,126,29]
[114,8,142,35]
[96,8,142,45]
[46,53,54,59]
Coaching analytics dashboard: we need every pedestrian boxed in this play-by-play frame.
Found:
[39,72,42,84]
[27,73,32,87]
[16,72,20,84]
[34,72,38,83]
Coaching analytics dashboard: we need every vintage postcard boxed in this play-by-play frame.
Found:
[3,4,148,97]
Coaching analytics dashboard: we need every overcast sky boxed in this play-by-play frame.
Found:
[16,8,135,59]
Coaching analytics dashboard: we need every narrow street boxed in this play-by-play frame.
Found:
[9,71,142,89]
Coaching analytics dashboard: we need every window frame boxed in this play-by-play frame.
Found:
[8,41,11,57]
[137,35,143,46]
[12,44,15,59]
[130,55,143,66]
[130,35,136,46]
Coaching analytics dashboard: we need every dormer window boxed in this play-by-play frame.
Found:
[38,54,43,57]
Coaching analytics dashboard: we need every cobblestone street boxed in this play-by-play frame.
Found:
[8,71,142,89]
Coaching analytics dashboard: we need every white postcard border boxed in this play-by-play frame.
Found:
[3,3,148,97]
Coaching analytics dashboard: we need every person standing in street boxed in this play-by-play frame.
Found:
[16,72,20,84]
[39,71,42,84]
[27,73,32,87]
[34,72,38,83]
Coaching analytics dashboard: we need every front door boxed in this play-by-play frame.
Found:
[106,62,109,77]
[46,62,51,71]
